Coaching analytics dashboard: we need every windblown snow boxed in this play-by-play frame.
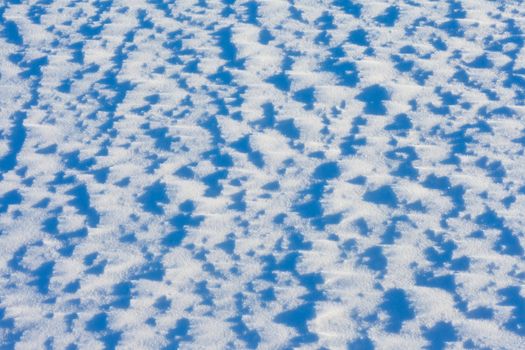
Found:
[0,0,524,349]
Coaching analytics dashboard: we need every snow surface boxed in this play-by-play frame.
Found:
[0,0,524,349]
